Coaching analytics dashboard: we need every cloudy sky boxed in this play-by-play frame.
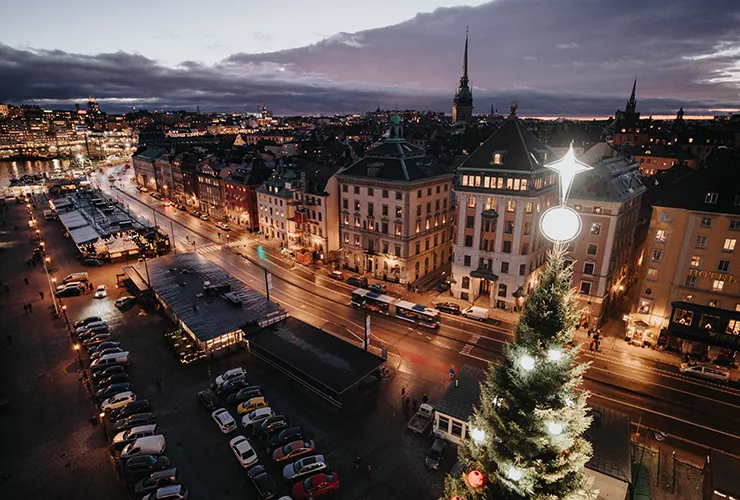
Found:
[2,0,740,117]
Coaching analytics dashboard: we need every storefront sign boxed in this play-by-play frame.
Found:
[688,269,737,283]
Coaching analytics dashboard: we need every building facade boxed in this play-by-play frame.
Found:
[632,162,740,359]
[612,79,649,147]
[336,116,455,286]
[196,159,234,220]
[133,146,164,191]
[566,154,646,327]
[451,105,558,310]
[256,169,300,246]
[223,164,272,230]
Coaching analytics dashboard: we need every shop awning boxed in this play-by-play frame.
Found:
[470,268,498,281]
[481,209,499,219]
[69,226,100,245]
[58,210,89,230]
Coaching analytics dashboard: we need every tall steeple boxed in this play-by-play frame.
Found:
[452,27,473,124]
[626,77,637,114]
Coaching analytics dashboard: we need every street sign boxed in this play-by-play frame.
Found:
[266,272,273,290]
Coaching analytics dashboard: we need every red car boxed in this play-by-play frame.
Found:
[293,472,339,498]
[328,271,344,280]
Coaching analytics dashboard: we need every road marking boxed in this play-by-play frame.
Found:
[590,392,740,442]
[460,334,480,355]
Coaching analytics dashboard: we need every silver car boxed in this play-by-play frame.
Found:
[282,454,326,482]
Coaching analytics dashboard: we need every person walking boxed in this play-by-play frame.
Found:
[39,291,44,300]
[23,277,28,285]
[422,394,428,405]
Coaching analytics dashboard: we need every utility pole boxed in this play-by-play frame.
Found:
[170,220,177,254]
[264,268,271,302]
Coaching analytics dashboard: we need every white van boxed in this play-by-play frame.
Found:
[679,363,730,383]
[63,272,89,284]
[121,435,166,460]
[91,351,130,370]
[43,209,55,220]
[462,306,489,321]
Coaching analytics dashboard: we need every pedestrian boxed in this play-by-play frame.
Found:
[39,291,44,300]
[413,399,417,412]
[27,303,32,312]
[422,393,428,405]
[23,277,28,285]
[23,303,28,313]
[589,338,595,351]
[595,339,601,352]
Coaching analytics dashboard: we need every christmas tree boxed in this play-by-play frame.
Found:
[444,245,596,500]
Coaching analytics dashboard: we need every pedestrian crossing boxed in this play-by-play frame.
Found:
[189,240,244,255]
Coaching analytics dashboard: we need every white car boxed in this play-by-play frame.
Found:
[215,367,246,387]
[215,222,231,231]
[101,391,137,412]
[211,408,237,434]
[241,407,274,428]
[75,321,107,335]
[229,435,258,468]
[90,347,124,361]
[121,435,166,460]
[115,296,136,309]
[94,285,107,298]
[112,424,158,447]
[142,485,188,500]
[57,281,83,291]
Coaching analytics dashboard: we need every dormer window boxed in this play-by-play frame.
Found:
[705,192,718,204]
[493,153,501,165]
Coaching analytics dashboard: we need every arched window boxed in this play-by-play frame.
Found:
[498,283,508,298]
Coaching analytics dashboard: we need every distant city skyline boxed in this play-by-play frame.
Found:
[2,0,740,117]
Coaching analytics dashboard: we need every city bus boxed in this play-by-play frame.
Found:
[351,289,440,329]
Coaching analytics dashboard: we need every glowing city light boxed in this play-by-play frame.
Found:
[470,427,486,443]
[539,205,581,243]
[547,421,564,435]
[519,354,535,371]
[507,466,522,481]
[547,348,563,361]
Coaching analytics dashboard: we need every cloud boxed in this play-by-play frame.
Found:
[2,0,740,116]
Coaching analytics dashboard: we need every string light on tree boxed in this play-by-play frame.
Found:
[547,421,564,436]
[470,427,486,443]
[519,354,536,371]
[548,348,563,361]
[507,467,522,482]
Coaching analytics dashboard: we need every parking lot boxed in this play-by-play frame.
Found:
[2,202,455,500]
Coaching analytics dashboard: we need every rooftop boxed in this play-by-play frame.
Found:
[708,450,740,495]
[584,405,632,484]
[245,317,385,396]
[435,365,485,421]
[130,253,280,342]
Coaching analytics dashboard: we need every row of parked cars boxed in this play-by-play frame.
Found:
[75,315,189,500]
[197,367,339,499]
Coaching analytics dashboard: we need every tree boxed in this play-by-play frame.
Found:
[444,245,596,500]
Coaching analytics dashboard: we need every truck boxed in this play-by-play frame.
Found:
[407,403,434,434]
[462,306,489,321]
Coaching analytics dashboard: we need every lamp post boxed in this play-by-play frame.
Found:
[44,257,58,316]
[540,143,592,245]
[73,343,82,368]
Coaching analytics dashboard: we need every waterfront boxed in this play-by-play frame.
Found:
[0,159,76,189]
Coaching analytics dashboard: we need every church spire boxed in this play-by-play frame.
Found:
[452,28,473,124]
[462,26,469,83]
[626,77,637,114]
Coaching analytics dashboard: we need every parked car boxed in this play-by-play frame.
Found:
[56,286,83,298]
[461,306,489,321]
[230,435,259,469]
[435,302,461,315]
[248,465,279,500]
[111,400,151,420]
[115,296,136,310]
[211,408,237,434]
[253,415,289,439]
[134,468,180,496]
[226,385,263,405]
[199,214,210,221]
[283,455,327,483]
[88,341,121,356]
[328,270,344,280]
[269,427,304,452]
[74,315,102,328]
[237,396,268,415]
[91,364,125,381]
[346,276,368,288]
[216,376,249,394]
[368,283,386,294]
[112,424,159,450]
[121,435,166,461]
[123,455,171,479]
[84,258,104,267]
[90,351,129,370]
[93,285,107,298]
[292,473,339,499]
[112,413,157,433]
[96,372,129,388]
[189,210,199,217]
[215,222,231,231]
[215,367,247,387]
[272,440,316,463]
[90,347,124,362]
[241,407,275,429]
[425,438,447,470]
[197,389,218,410]
[79,325,110,340]
[75,320,107,335]
[101,391,136,412]
[141,484,188,500]
[83,333,112,347]
[679,363,730,383]
[437,281,451,292]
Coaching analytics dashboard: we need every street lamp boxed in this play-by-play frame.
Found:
[73,344,82,367]
[540,143,592,244]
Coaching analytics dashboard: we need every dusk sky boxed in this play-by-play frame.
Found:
[2,0,740,117]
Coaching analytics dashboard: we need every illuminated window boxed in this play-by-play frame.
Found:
[728,320,740,336]
[493,153,502,164]
[724,238,737,252]
[506,200,516,212]
[525,202,533,214]
[650,249,663,262]
[638,298,652,314]
[590,223,601,235]
[690,256,701,268]
[468,196,476,208]
[646,268,658,281]
[713,280,725,292]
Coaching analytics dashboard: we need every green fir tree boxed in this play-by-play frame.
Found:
[444,245,596,500]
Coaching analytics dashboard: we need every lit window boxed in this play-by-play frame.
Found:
[724,238,737,252]
[493,153,501,164]
[712,280,725,292]
[638,298,652,314]
[690,256,701,268]
[646,268,659,281]
[650,249,663,262]
[590,223,602,235]
[468,196,476,208]
[655,230,667,243]
[506,200,516,212]
[525,202,533,214]
[728,320,740,336]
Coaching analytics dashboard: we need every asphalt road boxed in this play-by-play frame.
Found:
[97,168,740,460]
